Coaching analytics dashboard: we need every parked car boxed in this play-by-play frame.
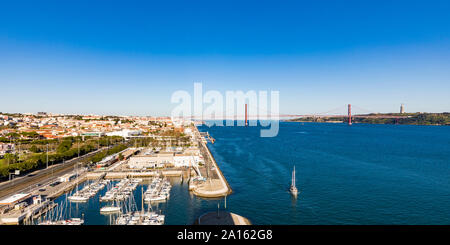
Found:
[49,181,61,187]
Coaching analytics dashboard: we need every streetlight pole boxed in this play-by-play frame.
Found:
[9,171,18,186]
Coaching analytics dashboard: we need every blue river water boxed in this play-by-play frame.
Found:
[44,122,450,224]
[199,122,450,224]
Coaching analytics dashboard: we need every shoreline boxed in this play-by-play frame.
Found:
[191,125,232,198]
[284,120,449,126]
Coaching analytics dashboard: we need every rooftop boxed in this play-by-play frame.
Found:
[0,193,31,205]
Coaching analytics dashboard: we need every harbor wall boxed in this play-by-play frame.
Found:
[192,126,232,198]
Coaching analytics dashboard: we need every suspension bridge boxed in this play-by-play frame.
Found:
[173,104,410,125]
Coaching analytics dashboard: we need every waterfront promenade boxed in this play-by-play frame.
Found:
[191,126,232,198]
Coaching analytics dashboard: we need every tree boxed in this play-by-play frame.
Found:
[29,145,40,153]
[3,153,18,164]
[21,131,40,139]
[57,140,72,153]
[6,132,19,139]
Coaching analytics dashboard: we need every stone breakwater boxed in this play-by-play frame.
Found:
[191,126,231,198]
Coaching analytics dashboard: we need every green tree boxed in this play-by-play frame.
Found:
[6,132,20,139]
[29,145,40,153]
[57,140,73,153]
[3,153,18,164]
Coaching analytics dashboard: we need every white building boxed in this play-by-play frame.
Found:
[59,173,77,182]
[128,153,174,169]
[127,151,203,169]
[106,129,142,138]
[173,154,202,167]
[184,128,192,134]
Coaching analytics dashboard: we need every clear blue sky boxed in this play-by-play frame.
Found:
[1,0,449,116]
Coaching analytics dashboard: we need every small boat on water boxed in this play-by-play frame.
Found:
[290,166,298,197]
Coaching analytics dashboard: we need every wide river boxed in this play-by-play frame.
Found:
[45,122,450,224]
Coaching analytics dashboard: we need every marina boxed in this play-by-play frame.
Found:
[116,187,165,225]
[115,211,165,225]
[0,123,243,225]
[32,178,170,225]
[144,177,171,203]
[68,179,110,202]
[100,178,141,202]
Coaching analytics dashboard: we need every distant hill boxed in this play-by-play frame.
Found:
[287,112,450,125]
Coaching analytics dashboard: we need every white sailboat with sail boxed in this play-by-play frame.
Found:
[290,166,298,196]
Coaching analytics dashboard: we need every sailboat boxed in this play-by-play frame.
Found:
[100,197,121,214]
[68,166,88,202]
[290,166,298,196]
[100,206,121,214]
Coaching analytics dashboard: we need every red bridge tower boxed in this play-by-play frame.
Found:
[245,104,248,126]
[348,104,352,125]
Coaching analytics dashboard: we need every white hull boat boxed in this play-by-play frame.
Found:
[290,166,299,197]
[68,195,89,202]
[100,206,121,214]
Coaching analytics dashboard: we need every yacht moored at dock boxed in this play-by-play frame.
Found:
[143,177,171,203]
[100,206,121,214]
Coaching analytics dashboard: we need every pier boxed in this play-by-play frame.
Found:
[40,173,88,199]
[199,132,215,144]
[191,127,231,198]
[0,197,56,225]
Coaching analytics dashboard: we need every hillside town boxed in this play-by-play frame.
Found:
[0,112,188,140]
[0,112,194,178]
